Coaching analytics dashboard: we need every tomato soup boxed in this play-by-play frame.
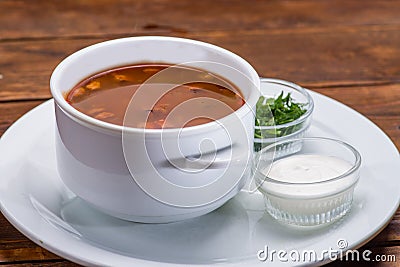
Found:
[66,64,245,129]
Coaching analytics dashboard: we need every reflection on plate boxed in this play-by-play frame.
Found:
[0,91,399,266]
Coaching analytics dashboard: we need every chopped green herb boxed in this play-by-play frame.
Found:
[254,91,307,150]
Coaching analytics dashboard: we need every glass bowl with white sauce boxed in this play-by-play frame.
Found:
[254,78,314,152]
[253,137,361,226]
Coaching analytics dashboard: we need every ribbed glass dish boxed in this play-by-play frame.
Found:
[253,137,361,226]
[254,78,314,153]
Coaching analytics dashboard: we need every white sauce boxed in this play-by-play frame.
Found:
[268,154,351,183]
[257,154,359,225]
[258,154,357,199]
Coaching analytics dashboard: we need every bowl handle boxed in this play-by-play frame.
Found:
[164,144,251,170]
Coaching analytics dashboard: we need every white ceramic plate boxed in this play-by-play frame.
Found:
[0,91,399,266]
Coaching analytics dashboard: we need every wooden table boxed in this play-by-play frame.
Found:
[0,1,399,266]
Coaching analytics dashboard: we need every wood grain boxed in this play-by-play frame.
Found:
[0,262,78,267]
[311,84,400,117]
[0,101,44,136]
[0,246,59,263]
[2,26,400,102]
[1,0,400,40]
[0,217,61,263]
[371,211,400,246]
[311,84,400,150]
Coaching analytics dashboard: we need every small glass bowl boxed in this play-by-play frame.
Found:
[254,78,314,152]
[253,137,361,227]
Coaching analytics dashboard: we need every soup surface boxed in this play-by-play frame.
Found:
[66,64,245,129]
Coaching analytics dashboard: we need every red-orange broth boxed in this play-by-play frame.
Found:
[66,64,245,129]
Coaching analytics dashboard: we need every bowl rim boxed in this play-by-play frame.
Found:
[253,137,362,186]
[254,78,314,130]
[50,36,260,135]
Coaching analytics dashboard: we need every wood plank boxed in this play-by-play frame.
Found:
[0,216,62,263]
[0,246,60,263]
[0,215,29,241]
[232,29,400,86]
[311,84,400,117]
[371,210,400,246]
[0,261,79,267]
[2,25,400,102]
[311,85,400,150]
[0,203,69,264]
[367,116,400,151]
[1,0,400,40]
[0,101,44,136]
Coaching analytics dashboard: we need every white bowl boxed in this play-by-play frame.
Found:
[50,36,260,223]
